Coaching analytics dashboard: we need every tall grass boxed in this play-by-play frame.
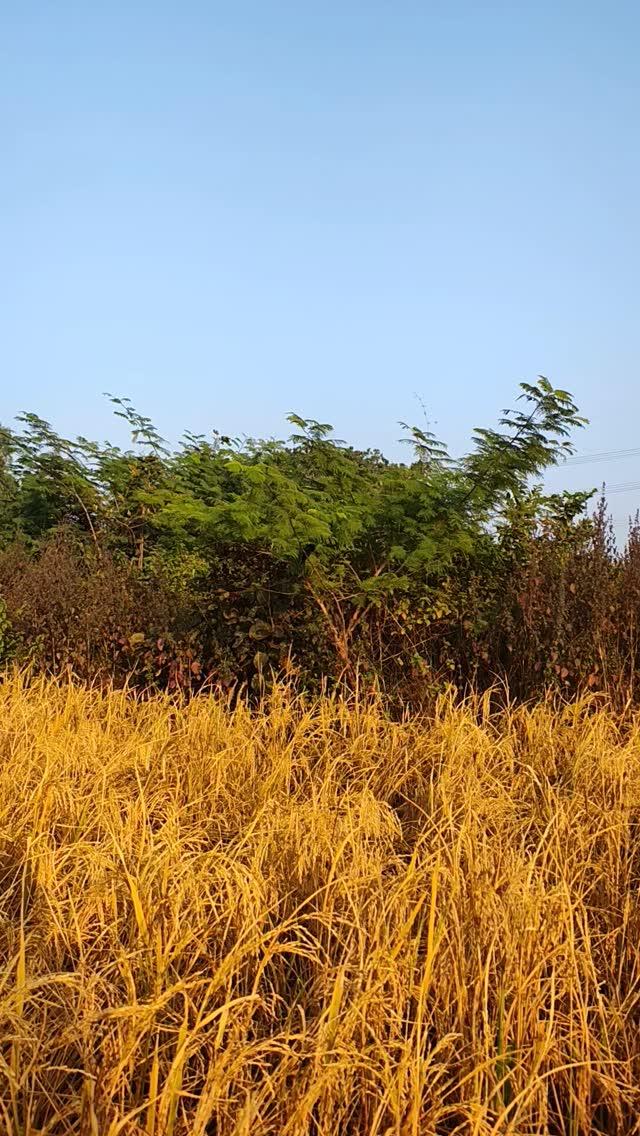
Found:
[0,676,639,1134]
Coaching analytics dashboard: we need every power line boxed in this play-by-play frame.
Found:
[564,446,640,467]
[543,477,640,496]
[600,481,640,495]
[556,481,640,494]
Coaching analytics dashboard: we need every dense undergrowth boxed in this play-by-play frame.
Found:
[2,497,639,708]
[2,379,640,704]
[1,675,640,1133]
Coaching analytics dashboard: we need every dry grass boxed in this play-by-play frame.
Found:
[0,676,640,1134]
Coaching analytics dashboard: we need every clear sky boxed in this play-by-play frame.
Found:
[2,2,640,532]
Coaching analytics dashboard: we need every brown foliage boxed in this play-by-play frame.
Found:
[2,510,640,705]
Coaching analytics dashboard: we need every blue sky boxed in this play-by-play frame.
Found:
[2,2,640,532]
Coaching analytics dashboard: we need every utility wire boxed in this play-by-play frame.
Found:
[597,481,640,495]
[543,477,640,495]
[564,446,640,467]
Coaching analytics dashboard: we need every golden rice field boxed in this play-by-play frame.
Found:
[1,677,640,1135]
